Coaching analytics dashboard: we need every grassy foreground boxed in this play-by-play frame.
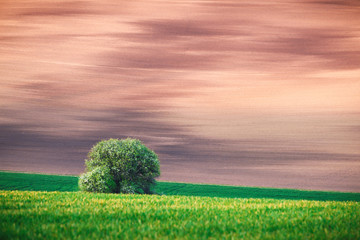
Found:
[1,190,360,240]
[1,171,360,201]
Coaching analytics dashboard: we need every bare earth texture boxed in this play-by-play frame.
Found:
[1,0,360,192]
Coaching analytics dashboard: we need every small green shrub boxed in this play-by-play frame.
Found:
[78,166,116,193]
[79,138,160,194]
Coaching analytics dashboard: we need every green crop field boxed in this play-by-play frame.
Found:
[1,171,360,201]
[1,171,360,239]
[1,190,360,239]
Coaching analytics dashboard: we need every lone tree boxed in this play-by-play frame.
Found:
[79,138,160,194]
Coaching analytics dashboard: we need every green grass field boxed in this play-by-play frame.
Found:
[1,171,360,201]
[1,190,360,239]
[1,171,359,239]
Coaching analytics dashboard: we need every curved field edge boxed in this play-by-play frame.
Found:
[1,190,359,240]
[1,171,360,201]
